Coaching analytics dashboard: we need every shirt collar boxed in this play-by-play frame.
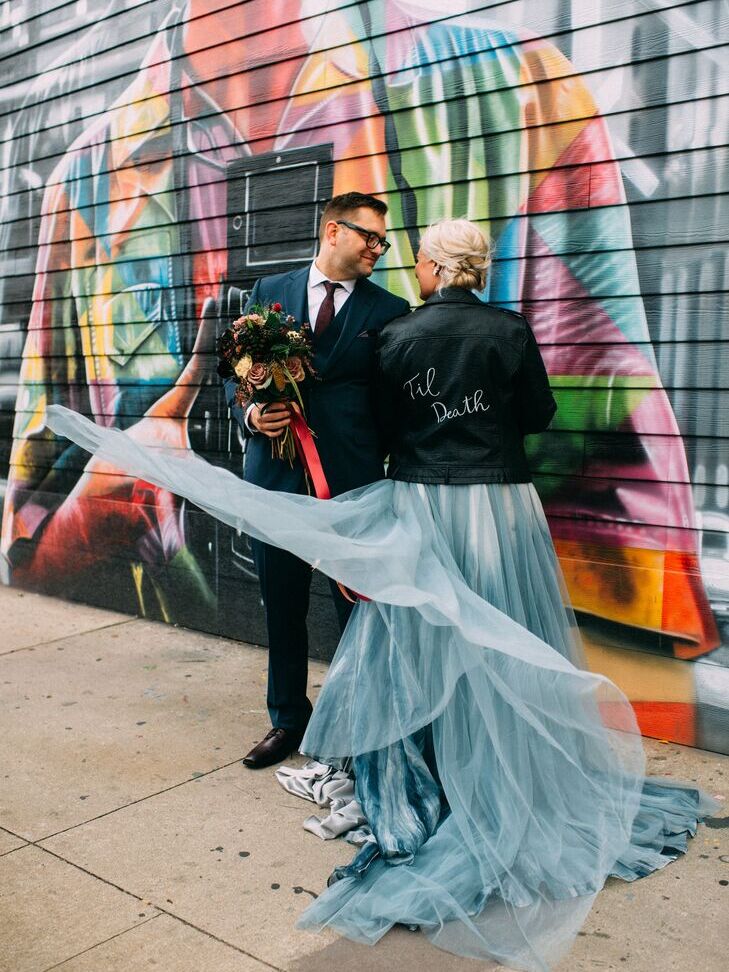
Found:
[310,260,357,294]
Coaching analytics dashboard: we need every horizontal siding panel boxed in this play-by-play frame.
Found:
[3,341,728,387]
[4,9,726,145]
[2,233,727,291]
[2,0,700,81]
[5,293,727,340]
[4,137,728,244]
[5,95,729,212]
[8,0,726,127]
[8,96,729,221]
[5,387,729,434]
[544,341,729,385]
[577,433,729,482]
[554,387,729,437]
[2,246,726,313]
[3,188,729,277]
[541,294,729,344]
[4,2,172,61]
[12,0,88,25]
[7,71,729,203]
[9,77,728,186]
[5,428,728,486]
[4,472,722,546]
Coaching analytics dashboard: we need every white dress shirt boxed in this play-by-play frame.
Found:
[307,260,356,327]
[244,262,357,430]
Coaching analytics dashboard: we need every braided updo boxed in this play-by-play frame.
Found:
[419,218,491,292]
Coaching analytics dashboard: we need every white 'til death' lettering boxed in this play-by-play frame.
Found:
[403,368,440,400]
[404,367,490,423]
[432,389,491,423]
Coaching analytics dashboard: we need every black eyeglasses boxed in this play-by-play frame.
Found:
[336,219,391,253]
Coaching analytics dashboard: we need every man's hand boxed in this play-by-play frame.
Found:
[250,402,291,438]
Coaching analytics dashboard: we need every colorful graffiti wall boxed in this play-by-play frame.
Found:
[1,0,727,752]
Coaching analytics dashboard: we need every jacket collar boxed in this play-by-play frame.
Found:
[280,267,378,374]
[281,266,311,326]
[423,286,483,306]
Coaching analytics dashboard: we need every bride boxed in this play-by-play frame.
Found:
[47,219,716,972]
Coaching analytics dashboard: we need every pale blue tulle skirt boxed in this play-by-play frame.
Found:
[45,406,717,972]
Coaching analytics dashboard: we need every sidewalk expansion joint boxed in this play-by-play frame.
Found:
[142,907,285,971]
[36,755,251,842]
[25,843,286,972]
[0,617,138,658]
[40,914,160,972]
[0,842,27,858]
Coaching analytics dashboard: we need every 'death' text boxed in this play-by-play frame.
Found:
[403,368,490,424]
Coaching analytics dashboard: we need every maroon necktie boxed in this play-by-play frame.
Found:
[314,280,342,338]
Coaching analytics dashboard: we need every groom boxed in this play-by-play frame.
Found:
[222,192,409,768]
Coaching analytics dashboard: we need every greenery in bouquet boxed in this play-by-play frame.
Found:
[217,302,316,462]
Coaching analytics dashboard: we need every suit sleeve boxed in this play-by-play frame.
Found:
[374,333,398,458]
[219,279,262,437]
[374,300,410,455]
[514,319,557,435]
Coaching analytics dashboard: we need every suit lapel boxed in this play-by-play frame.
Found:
[317,280,378,376]
[281,267,310,328]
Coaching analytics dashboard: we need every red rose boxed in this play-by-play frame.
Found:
[272,302,283,312]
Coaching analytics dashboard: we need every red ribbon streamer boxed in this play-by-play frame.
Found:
[288,407,370,604]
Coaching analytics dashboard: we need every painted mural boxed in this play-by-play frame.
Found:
[0,0,727,752]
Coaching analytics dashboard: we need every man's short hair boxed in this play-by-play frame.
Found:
[319,192,388,239]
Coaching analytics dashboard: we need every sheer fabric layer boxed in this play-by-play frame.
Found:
[45,406,717,972]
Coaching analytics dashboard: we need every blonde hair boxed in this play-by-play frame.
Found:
[419,218,491,291]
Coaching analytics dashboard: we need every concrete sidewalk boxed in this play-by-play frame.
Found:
[0,587,726,972]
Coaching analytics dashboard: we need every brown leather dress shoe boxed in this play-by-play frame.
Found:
[241,727,304,769]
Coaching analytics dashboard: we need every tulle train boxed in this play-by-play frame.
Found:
[44,405,717,972]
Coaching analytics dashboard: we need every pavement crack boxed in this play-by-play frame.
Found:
[36,756,251,842]
[8,842,284,971]
[144,907,285,970]
[0,842,27,858]
[0,617,138,658]
[29,843,150,903]
[40,914,161,971]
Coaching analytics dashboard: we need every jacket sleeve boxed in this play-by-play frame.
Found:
[219,279,262,437]
[514,319,557,435]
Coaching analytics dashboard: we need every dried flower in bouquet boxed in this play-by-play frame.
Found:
[217,302,316,463]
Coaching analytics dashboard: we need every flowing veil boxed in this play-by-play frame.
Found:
[44,405,717,972]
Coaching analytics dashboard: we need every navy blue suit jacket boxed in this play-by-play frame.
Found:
[223,265,410,496]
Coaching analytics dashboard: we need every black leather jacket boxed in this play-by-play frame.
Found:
[376,288,556,484]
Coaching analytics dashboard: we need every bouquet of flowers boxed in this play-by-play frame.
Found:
[217,302,316,462]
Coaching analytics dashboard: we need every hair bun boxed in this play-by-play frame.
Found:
[420,219,491,291]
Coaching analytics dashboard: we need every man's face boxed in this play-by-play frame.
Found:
[327,207,388,278]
